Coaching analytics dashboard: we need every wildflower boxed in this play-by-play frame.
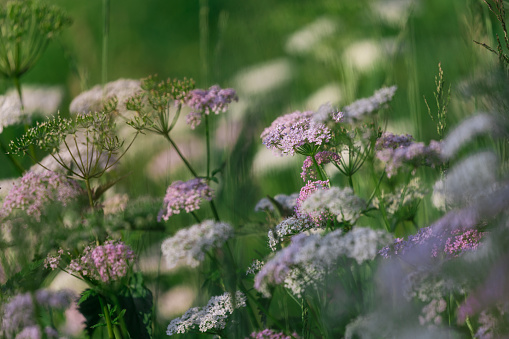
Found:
[0,170,83,221]
[161,220,233,270]
[261,111,332,156]
[372,178,428,217]
[166,291,246,335]
[254,192,299,215]
[158,178,214,221]
[375,134,442,178]
[249,328,300,339]
[340,85,397,123]
[268,215,317,251]
[285,16,337,55]
[1,289,74,339]
[300,151,341,181]
[255,227,392,296]
[246,259,265,275]
[300,186,366,224]
[69,79,141,114]
[184,85,238,128]
[441,113,500,159]
[67,240,136,283]
[294,180,329,217]
[312,102,342,124]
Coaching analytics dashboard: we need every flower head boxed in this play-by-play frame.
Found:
[184,85,238,128]
[158,178,214,221]
[301,151,341,181]
[161,220,233,270]
[261,111,332,156]
[341,85,397,123]
[0,170,83,221]
[166,291,246,335]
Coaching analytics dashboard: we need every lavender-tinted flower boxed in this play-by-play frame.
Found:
[255,192,299,215]
[261,111,332,156]
[161,220,233,270]
[475,310,498,339]
[44,249,64,270]
[301,151,341,181]
[185,111,202,129]
[69,79,141,114]
[183,85,238,128]
[1,289,74,339]
[67,240,135,283]
[249,328,300,339]
[375,132,414,152]
[166,291,246,335]
[376,137,442,178]
[341,85,397,123]
[418,298,447,327]
[312,102,342,124]
[444,229,485,257]
[0,170,83,221]
[268,215,317,251]
[295,180,329,217]
[441,113,500,159]
[158,178,214,221]
[255,227,392,296]
[300,186,366,224]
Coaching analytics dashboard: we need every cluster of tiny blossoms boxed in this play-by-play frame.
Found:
[261,110,332,156]
[300,151,341,181]
[161,220,233,270]
[166,291,246,335]
[255,192,299,215]
[295,180,329,218]
[337,85,397,123]
[379,226,485,259]
[249,329,300,339]
[184,85,238,129]
[372,178,428,216]
[1,289,74,339]
[268,215,317,251]
[300,186,366,224]
[255,227,392,296]
[61,240,136,283]
[158,178,214,221]
[0,170,83,221]
[375,132,442,178]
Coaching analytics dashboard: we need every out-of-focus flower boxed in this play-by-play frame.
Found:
[158,178,214,221]
[339,86,397,123]
[69,79,141,114]
[102,193,129,215]
[0,170,83,221]
[373,178,428,217]
[233,59,292,96]
[261,111,332,156]
[249,328,300,339]
[300,186,366,224]
[184,85,238,129]
[418,298,447,327]
[255,192,299,215]
[161,220,233,270]
[295,180,329,218]
[166,291,246,335]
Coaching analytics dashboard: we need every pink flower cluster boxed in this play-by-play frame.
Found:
[294,180,329,217]
[379,226,485,259]
[184,85,238,128]
[158,178,214,221]
[300,151,341,181]
[261,111,332,156]
[67,240,135,283]
[375,133,442,177]
[249,329,300,339]
[0,170,83,221]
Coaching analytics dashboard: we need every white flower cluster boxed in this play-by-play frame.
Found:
[268,216,317,251]
[161,220,233,270]
[166,291,246,335]
[300,186,366,223]
[372,178,428,215]
[283,264,325,298]
[255,227,392,296]
[0,86,63,133]
[69,78,141,115]
[246,259,265,275]
[254,193,299,214]
[341,85,397,123]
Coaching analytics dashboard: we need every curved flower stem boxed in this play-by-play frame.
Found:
[205,113,211,179]
[162,133,198,177]
[191,211,201,223]
[102,0,110,86]
[98,295,115,339]
[311,154,327,183]
[209,200,220,221]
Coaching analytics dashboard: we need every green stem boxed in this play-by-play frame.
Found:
[98,295,115,339]
[85,177,94,208]
[209,200,220,221]
[163,133,198,177]
[199,0,209,85]
[348,174,354,190]
[191,211,201,223]
[311,154,326,182]
[111,295,129,339]
[205,113,211,179]
[0,139,24,174]
[102,0,110,86]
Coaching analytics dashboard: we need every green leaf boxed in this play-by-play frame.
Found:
[0,258,48,294]
[117,273,153,339]
[77,289,102,337]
